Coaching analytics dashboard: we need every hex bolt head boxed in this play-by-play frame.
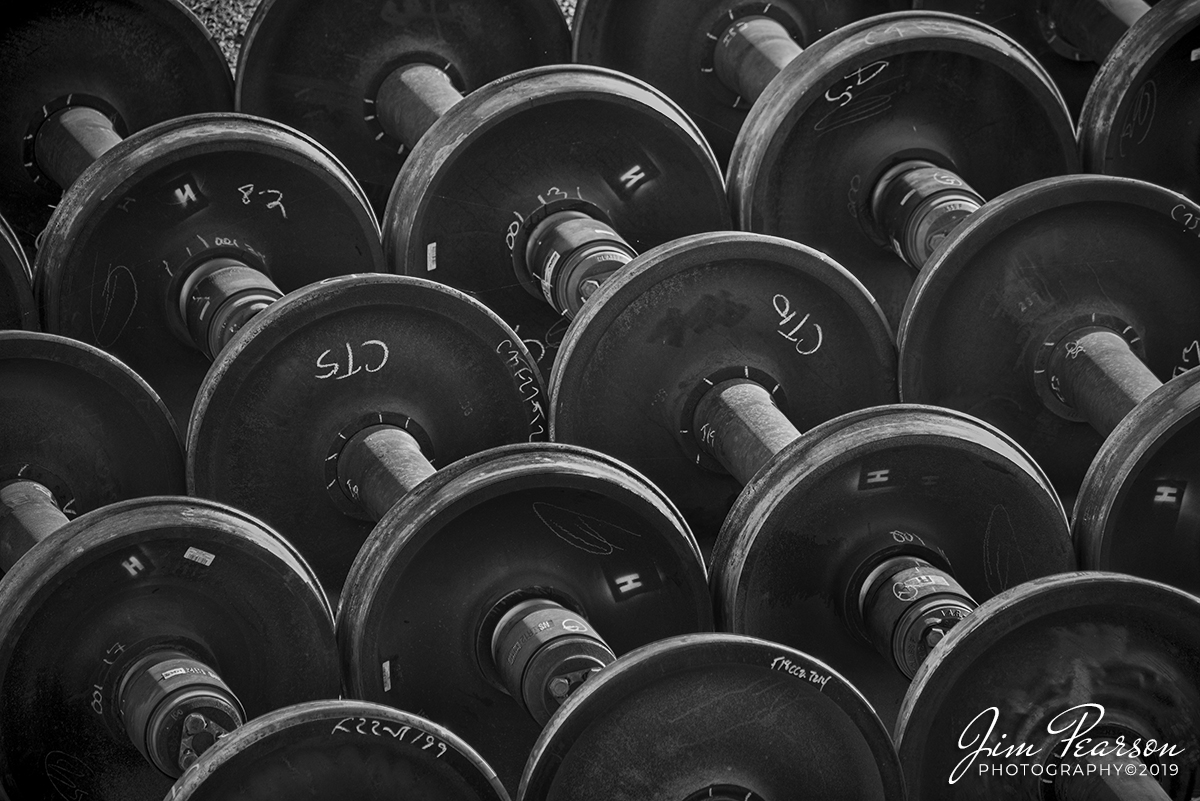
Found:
[923,627,946,648]
[548,676,571,700]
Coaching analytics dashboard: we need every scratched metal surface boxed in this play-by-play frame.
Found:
[182,0,578,71]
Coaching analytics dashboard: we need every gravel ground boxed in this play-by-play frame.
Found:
[182,0,578,71]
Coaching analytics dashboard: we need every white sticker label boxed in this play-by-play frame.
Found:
[382,660,392,692]
[183,547,215,567]
[426,242,437,271]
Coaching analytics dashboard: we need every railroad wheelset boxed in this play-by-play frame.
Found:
[3,1,1200,799]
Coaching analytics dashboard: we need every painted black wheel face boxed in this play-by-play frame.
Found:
[727,11,1077,329]
[237,0,570,214]
[520,634,905,800]
[189,275,546,595]
[338,443,711,792]
[0,331,183,536]
[572,0,902,167]
[1074,368,1200,593]
[1080,0,1200,201]
[551,232,895,552]
[0,214,36,330]
[712,404,1072,727]
[384,65,729,373]
[168,700,509,800]
[0,497,340,801]
[896,573,1200,798]
[0,0,232,254]
[899,175,1200,502]
[35,113,384,428]
[912,0,1106,116]
[34,112,379,424]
